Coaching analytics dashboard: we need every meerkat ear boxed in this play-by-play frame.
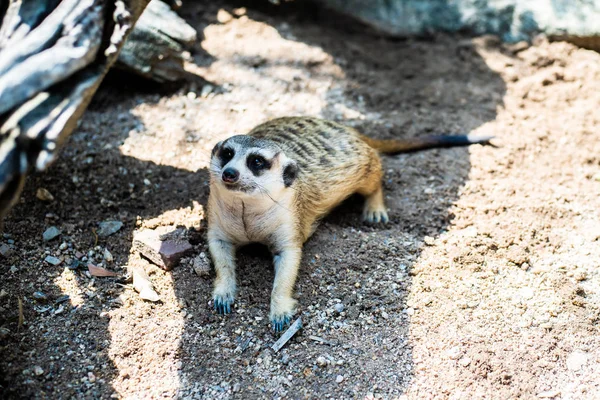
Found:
[211,141,223,157]
[282,159,298,187]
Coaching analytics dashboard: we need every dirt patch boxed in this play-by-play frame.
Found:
[1,1,599,399]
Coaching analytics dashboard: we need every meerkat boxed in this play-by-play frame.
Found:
[207,116,491,331]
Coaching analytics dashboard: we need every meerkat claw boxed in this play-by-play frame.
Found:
[363,210,389,224]
[213,295,233,315]
[271,314,292,332]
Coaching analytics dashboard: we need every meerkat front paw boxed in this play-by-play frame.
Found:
[362,187,389,223]
[213,293,234,314]
[363,206,389,224]
[270,296,297,332]
[213,280,236,315]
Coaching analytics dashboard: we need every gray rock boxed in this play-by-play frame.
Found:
[43,226,61,241]
[97,221,123,237]
[44,255,62,266]
[0,327,10,340]
[310,0,600,49]
[33,292,48,302]
[334,303,345,313]
[192,252,211,276]
[0,243,13,257]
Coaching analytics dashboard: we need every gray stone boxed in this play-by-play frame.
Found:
[0,243,13,257]
[97,221,123,237]
[44,255,62,266]
[43,226,61,241]
[193,252,211,276]
[310,0,600,49]
[33,292,48,302]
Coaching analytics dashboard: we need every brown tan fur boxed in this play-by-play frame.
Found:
[207,116,491,331]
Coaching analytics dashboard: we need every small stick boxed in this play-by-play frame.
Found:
[17,297,23,330]
[91,228,98,246]
[271,317,302,352]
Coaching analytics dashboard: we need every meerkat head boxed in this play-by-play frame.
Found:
[209,135,298,198]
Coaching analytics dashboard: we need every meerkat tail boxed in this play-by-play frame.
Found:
[359,134,494,154]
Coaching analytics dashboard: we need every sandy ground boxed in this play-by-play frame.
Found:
[1,1,600,399]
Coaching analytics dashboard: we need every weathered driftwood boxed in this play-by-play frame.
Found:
[117,0,197,82]
[0,0,197,219]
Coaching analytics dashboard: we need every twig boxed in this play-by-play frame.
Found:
[271,317,302,352]
[17,297,23,331]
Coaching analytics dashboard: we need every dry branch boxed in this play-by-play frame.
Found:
[0,0,197,219]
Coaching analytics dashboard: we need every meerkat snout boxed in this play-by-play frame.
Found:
[221,168,239,184]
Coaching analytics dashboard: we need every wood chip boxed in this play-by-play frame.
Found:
[88,264,118,277]
[271,317,302,352]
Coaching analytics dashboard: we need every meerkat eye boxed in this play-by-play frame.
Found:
[220,148,234,164]
[251,155,265,168]
[247,155,270,174]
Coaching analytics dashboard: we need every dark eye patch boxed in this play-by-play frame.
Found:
[247,154,271,176]
[219,147,235,167]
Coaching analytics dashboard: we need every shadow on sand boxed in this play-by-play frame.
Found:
[0,1,506,398]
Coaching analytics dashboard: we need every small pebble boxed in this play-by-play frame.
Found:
[316,356,327,367]
[574,271,588,281]
[520,287,535,300]
[36,188,54,202]
[33,292,48,302]
[446,346,461,360]
[334,303,344,313]
[44,256,62,266]
[97,221,123,237]
[43,227,61,242]
[0,243,13,257]
[0,327,10,339]
[193,252,211,276]
[103,248,113,263]
[335,375,344,383]
[566,350,588,371]
[59,242,68,251]
[33,366,44,376]
[217,9,233,24]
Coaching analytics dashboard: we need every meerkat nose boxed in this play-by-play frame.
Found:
[222,168,240,183]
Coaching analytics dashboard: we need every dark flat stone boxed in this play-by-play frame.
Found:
[133,227,193,270]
